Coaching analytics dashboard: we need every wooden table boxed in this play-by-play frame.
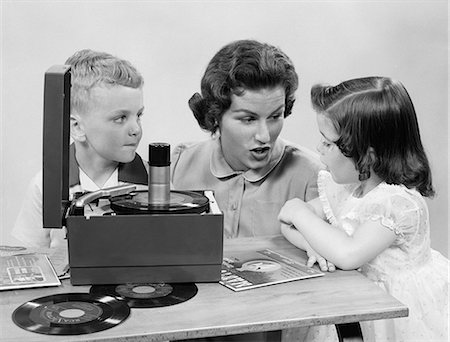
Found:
[0,236,408,341]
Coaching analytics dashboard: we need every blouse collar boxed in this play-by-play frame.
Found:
[210,137,286,182]
[69,144,148,187]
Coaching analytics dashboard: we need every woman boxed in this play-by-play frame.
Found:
[172,39,322,239]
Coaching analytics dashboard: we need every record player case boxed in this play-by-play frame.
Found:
[42,65,224,285]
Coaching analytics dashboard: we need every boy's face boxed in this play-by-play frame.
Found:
[77,85,144,164]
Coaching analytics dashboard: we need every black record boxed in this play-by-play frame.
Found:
[12,293,130,335]
[90,283,198,308]
[110,190,209,215]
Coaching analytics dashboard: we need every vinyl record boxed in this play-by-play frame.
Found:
[12,293,130,335]
[90,282,198,308]
[110,190,209,215]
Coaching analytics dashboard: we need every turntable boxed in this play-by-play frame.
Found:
[42,65,224,285]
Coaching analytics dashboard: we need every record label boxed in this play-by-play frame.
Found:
[29,301,103,325]
[90,282,198,308]
[115,283,173,299]
[12,293,130,335]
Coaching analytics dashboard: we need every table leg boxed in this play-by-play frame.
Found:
[335,322,363,342]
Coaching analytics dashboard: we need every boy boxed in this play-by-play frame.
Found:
[12,49,147,248]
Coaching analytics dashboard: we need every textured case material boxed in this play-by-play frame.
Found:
[42,66,224,285]
[67,208,223,285]
[42,65,71,229]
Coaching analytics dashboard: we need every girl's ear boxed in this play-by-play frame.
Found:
[358,147,377,181]
[368,147,377,164]
[70,114,86,142]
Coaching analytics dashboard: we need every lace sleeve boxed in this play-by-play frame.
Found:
[359,185,423,243]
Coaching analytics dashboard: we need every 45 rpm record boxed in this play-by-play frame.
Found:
[12,293,130,335]
[90,282,198,308]
[110,190,209,215]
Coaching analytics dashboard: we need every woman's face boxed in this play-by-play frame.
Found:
[219,87,285,171]
[316,113,358,184]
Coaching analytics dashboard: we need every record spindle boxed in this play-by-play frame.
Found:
[148,143,170,205]
[110,142,209,215]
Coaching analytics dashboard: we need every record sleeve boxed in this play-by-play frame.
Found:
[0,253,61,291]
[220,249,324,291]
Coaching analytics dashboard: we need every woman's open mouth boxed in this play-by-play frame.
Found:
[250,146,270,160]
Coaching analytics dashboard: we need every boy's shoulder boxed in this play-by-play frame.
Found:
[118,152,148,185]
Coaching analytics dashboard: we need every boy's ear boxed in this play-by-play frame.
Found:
[70,114,86,142]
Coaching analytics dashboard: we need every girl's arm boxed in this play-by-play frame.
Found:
[281,223,335,272]
[278,198,397,270]
[280,197,323,250]
[306,197,326,219]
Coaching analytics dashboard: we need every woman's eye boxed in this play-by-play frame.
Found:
[271,113,283,120]
[240,117,255,123]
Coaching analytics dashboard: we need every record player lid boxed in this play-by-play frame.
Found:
[42,65,71,229]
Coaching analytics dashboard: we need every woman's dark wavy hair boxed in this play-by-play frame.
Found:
[311,76,434,197]
[189,39,299,133]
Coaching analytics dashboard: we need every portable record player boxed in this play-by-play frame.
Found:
[42,65,224,285]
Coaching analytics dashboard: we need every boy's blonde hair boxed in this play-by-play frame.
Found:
[65,49,144,114]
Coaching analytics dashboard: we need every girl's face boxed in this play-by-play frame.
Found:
[316,113,358,184]
[219,87,285,171]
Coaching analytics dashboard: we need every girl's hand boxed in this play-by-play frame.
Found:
[305,248,336,272]
[280,202,335,272]
[278,198,313,226]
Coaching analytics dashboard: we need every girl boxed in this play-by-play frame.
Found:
[278,76,448,341]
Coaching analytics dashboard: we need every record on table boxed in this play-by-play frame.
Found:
[90,282,198,308]
[12,293,130,335]
[110,190,209,215]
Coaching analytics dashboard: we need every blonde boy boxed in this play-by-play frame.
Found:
[13,50,147,247]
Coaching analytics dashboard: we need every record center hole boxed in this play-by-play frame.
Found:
[59,309,85,318]
[132,285,156,294]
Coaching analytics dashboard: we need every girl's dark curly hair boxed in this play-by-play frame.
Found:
[311,76,434,197]
[189,39,299,133]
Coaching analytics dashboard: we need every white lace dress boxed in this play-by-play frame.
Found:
[304,170,449,342]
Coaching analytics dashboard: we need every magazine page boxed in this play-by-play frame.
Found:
[0,253,61,291]
[220,249,323,292]
[0,245,69,279]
